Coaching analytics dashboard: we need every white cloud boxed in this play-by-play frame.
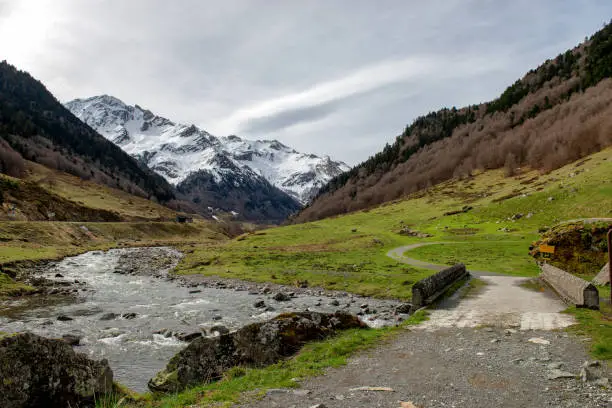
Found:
[1,0,610,163]
[213,52,512,138]
[0,1,59,66]
[214,56,435,135]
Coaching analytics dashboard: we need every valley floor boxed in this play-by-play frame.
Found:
[240,253,610,408]
[134,241,610,408]
[2,150,612,407]
[146,150,612,407]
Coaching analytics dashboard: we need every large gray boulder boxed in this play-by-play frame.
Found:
[148,312,366,393]
[0,332,113,408]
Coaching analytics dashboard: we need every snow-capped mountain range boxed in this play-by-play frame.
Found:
[65,95,349,205]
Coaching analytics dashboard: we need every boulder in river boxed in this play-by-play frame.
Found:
[148,311,366,393]
[394,303,413,314]
[154,328,175,338]
[61,334,81,346]
[253,300,266,308]
[177,332,202,342]
[273,292,290,302]
[209,325,230,336]
[0,332,113,408]
[99,312,118,321]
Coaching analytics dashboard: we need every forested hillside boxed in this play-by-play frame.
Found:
[0,61,175,203]
[296,21,612,222]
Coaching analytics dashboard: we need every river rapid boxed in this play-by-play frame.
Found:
[0,247,405,392]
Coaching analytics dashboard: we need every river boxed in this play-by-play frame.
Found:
[0,247,404,392]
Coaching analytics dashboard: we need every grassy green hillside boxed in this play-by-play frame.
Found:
[178,148,612,299]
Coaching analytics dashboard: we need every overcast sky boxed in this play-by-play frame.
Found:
[1,1,610,164]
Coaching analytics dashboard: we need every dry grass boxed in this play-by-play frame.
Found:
[23,161,181,221]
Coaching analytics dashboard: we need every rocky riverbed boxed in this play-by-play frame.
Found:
[0,247,409,392]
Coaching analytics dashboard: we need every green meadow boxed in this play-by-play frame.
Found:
[178,148,612,298]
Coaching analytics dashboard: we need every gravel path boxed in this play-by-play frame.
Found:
[237,244,611,408]
[242,327,610,408]
[416,274,576,331]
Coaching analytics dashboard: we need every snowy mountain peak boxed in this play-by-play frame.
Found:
[65,95,349,204]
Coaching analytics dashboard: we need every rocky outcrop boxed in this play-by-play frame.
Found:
[398,227,432,238]
[530,221,612,278]
[148,312,366,393]
[0,332,113,408]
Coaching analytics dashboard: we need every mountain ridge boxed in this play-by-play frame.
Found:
[65,95,349,205]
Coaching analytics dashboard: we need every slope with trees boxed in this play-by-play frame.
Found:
[296,21,612,222]
[0,61,175,203]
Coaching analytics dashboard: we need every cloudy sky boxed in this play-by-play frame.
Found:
[1,1,610,164]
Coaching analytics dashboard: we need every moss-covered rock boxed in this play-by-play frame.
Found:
[531,221,612,277]
[148,312,366,393]
[0,332,113,408]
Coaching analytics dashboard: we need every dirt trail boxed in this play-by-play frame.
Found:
[388,243,576,331]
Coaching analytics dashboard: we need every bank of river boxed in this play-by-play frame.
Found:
[0,247,406,392]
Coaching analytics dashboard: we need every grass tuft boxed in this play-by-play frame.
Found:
[566,300,612,361]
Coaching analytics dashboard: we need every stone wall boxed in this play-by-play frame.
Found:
[412,263,469,307]
[539,263,599,309]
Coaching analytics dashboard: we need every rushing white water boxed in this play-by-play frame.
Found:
[0,248,403,392]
